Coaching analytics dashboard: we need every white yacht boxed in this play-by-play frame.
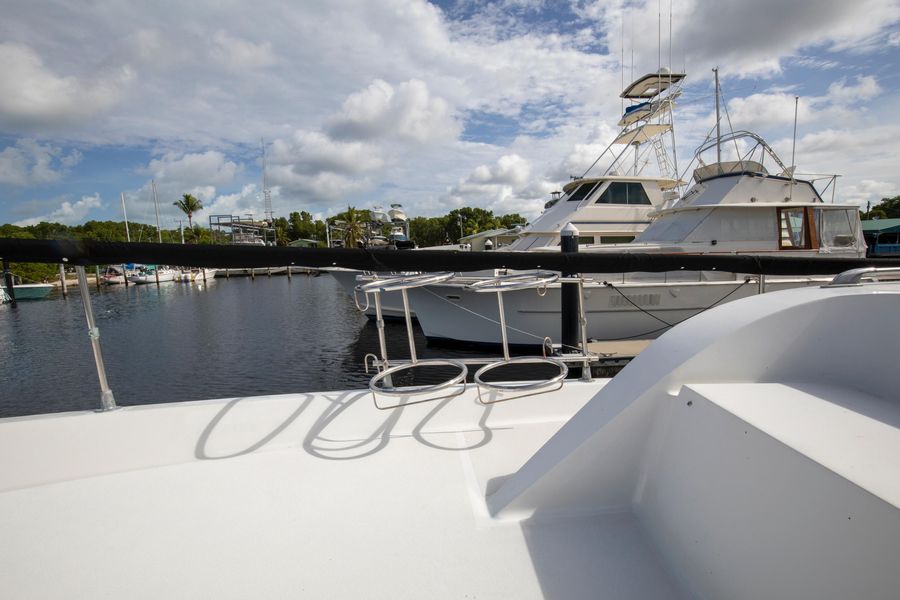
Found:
[329,70,686,319]
[407,130,866,346]
[1,268,898,598]
[127,265,178,284]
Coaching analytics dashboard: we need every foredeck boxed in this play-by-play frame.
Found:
[0,382,684,599]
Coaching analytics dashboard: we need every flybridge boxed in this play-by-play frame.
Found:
[1,238,899,275]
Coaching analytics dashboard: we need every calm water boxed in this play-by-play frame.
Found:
[0,274,495,418]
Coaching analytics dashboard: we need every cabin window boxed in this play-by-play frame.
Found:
[879,233,900,245]
[595,182,652,205]
[819,209,857,248]
[599,235,635,244]
[778,207,818,250]
[566,182,600,203]
[578,236,595,244]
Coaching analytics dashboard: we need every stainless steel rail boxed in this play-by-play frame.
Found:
[356,272,467,410]
[465,271,571,404]
[828,267,900,286]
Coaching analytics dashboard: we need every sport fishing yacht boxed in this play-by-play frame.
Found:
[329,70,687,318]
[407,131,865,346]
[1,266,898,599]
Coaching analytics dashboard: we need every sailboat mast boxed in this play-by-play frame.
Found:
[120,192,131,243]
[713,67,722,172]
[151,179,162,243]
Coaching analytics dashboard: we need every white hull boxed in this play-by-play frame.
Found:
[326,268,413,319]
[409,273,826,345]
[174,268,217,282]
[8,283,54,300]
[127,270,177,284]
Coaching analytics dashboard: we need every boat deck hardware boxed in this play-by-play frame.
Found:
[356,272,467,409]
[828,266,900,287]
[465,271,580,404]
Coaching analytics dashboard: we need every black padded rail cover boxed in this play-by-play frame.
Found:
[1,238,899,275]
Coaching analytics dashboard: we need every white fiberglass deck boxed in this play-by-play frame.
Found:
[0,382,683,599]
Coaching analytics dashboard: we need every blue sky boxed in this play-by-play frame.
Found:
[1,0,899,228]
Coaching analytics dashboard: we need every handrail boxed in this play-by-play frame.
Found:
[357,271,455,293]
[828,267,900,286]
[465,271,559,293]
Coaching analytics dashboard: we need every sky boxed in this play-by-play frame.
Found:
[1,0,899,229]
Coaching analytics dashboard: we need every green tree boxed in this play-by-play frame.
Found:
[861,195,900,220]
[173,194,203,229]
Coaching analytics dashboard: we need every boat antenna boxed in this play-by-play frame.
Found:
[621,6,625,114]
[658,0,662,72]
[151,179,162,243]
[261,138,273,224]
[120,192,131,243]
[789,95,799,201]
[790,95,799,171]
[713,67,722,173]
[669,0,673,73]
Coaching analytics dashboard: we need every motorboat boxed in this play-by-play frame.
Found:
[174,267,217,282]
[329,69,686,319]
[1,266,897,598]
[408,130,866,346]
[2,282,54,301]
[127,265,178,284]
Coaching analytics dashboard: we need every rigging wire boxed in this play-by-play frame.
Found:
[419,276,755,353]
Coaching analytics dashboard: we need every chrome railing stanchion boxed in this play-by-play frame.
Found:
[401,288,417,363]
[75,265,117,411]
[496,290,511,361]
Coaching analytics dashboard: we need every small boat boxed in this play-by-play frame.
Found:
[10,283,54,300]
[174,268,217,283]
[127,266,177,284]
[100,265,134,285]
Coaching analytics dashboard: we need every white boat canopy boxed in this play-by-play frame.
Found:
[621,71,686,99]
[612,124,673,145]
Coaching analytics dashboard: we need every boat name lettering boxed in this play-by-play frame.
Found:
[609,293,661,308]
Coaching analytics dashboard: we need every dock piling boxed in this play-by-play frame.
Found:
[59,264,68,297]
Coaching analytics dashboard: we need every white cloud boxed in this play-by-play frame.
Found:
[443,154,549,216]
[209,31,278,70]
[143,151,241,186]
[840,179,897,207]
[826,76,882,104]
[0,42,133,131]
[14,193,103,226]
[0,139,82,186]
[328,79,460,143]
[581,0,900,77]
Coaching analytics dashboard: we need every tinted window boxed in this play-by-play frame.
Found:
[596,182,652,205]
[566,182,599,203]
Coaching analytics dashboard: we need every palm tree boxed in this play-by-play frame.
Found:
[173,194,203,229]
[341,206,366,248]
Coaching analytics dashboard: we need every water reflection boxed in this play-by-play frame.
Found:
[0,275,500,417]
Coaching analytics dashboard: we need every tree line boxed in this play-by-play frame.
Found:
[0,206,526,282]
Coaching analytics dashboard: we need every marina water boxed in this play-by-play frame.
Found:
[0,275,492,418]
